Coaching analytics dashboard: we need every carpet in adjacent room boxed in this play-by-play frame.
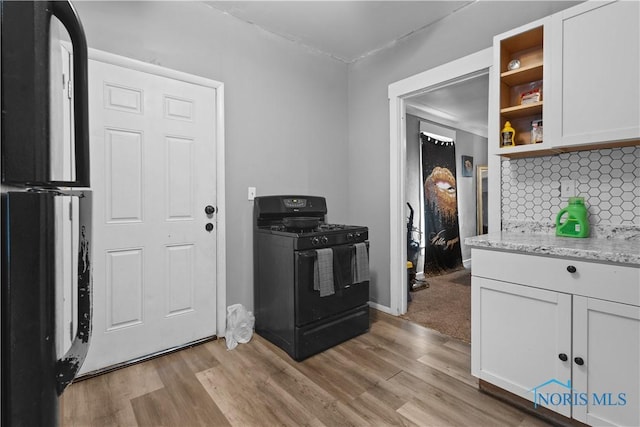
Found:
[401,268,471,343]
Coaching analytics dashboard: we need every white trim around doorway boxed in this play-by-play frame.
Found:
[388,47,497,316]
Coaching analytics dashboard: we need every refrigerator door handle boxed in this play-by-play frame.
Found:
[55,189,92,395]
[49,1,90,188]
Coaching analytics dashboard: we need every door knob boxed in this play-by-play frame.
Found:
[205,205,215,215]
[205,223,214,232]
[558,353,568,362]
[574,357,585,366]
[567,265,577,273]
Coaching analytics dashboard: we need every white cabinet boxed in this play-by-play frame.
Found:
[549,0,640,149]
[471,248,640,425]
[472,277,572,417]
[572,297,640,427]
[491,0,640,158]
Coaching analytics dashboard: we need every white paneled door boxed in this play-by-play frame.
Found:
[81,58,218,374]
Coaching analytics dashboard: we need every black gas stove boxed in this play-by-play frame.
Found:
[253,195,370,361]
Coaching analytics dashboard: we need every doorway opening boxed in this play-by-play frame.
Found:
[402,73,488,343]
[388,47,500,326]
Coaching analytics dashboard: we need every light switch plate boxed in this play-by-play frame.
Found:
[560,180,575,198]
[248,187,256,201]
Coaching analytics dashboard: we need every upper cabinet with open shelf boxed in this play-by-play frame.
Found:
[492,18,550,157]
[490,1,639,158]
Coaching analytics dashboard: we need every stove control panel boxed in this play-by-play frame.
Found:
[300,229,368,250]
[283,198,307,208]
[346,232,362,241]
[310,236,330,246]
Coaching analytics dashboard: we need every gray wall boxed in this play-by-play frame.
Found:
[74,1,349,310]
[405,114,424,272]
[347,1,579,307]
[405,114,422,242]
[454,129,488,262]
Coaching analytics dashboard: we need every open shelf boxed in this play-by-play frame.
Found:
[501,101,543,120]
[498,25,545,151]
[500,63,543,87]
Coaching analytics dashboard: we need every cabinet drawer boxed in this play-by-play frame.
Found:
[472,249,640,305]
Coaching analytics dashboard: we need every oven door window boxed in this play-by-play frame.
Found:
[294,244,369,327]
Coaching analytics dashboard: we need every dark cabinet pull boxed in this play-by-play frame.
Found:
[574,357,585,366]
[567,265,577,273]
[558,353,568,362]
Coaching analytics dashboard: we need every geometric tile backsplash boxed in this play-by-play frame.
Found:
[502,146,640,226]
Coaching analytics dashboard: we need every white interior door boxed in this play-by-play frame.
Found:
[81,58,218,374]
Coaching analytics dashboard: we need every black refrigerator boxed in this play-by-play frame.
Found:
[1,1,92,425]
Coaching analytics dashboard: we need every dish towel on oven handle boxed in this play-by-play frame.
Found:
[333,245,353,290]
[314,248,335,297]
[352,242,370,283]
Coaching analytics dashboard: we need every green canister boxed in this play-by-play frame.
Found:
[556,197,590,238]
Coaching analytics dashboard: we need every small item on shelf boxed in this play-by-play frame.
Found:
[507,59,521,71]
[501,121,515,147]
[531,120,543,144]
[520,88,541,105]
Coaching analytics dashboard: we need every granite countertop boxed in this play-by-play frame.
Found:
[465,232,640,266]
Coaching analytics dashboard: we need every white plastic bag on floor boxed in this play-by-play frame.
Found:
[225,303,255,350]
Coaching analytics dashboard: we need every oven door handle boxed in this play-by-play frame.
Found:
[299,242,369,259]
[299,250,319,259]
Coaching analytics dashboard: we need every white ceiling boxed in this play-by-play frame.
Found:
[204,1,473,63]
[406,73,489,138]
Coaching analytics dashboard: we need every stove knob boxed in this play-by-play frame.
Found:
[311,237,320,246]
[354,232,361,239]
[346,233,354,241]
[320,236,329,245]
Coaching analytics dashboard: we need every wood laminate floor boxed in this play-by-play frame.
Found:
[63,310,551,427]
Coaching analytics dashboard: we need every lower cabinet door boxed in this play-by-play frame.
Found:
[572,296,640,427]
[472,277,572,417]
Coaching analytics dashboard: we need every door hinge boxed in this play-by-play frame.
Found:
[70,321,74,342]
[69,201,73,221]
[67,78,73,100]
